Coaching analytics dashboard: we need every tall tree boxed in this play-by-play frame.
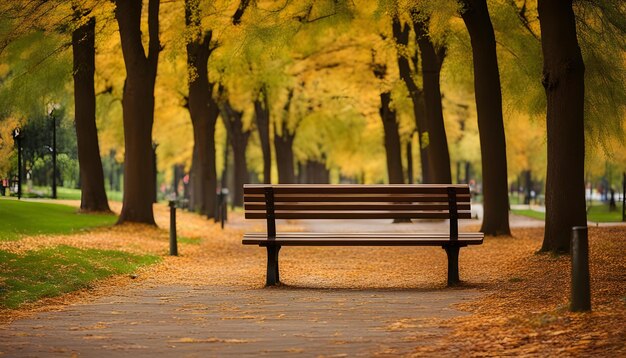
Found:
[274,89,296,184]
[220,98,250,207]
[254,85,271,184]
[114,0,160,225]
[372,55,404,185]
[379,91,404,184]
[185,0,218,217]
[72,12,110,213]
[538,0,586,253]
[413,14,451,184]
[459,0,510,236]
[392,16,430,183]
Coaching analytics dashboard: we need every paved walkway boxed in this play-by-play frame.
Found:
[0,285,477,357]
[0,207,548,357]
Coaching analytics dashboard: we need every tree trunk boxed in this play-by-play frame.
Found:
[460,0,510,236]
[72,15,110,213]
[221,133,229,189]
[414,16,452,184]
[186,0,217,218]
[115,0,160,225]
[524,169,532,205]
[152,143,157,203]
[254,86,271,184]
[380,92,404,184]
[189,145,199,210]
[301,159,330,184]
[220,99,250,207]
[406,140,414,184]
[274,122,296,184]
[392,17,431,183]
[538,0,587,253]
[274,90,296,184]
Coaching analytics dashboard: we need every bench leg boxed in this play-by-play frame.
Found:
[266,245,281,286]
[443,245,460,286]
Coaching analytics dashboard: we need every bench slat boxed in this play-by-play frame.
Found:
[244,184,470,195]
[244,232,484,237]
[244,211,472,220]
[244,203,471,211]
[243,194,471,203]
[242,235,483,246]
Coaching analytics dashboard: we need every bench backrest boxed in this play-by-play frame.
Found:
[243,184,472,220]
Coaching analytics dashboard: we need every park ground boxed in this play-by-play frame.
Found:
[0,198,625,356]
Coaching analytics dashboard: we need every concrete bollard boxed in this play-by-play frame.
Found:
[169,200,178,256]
[571,226,591,312]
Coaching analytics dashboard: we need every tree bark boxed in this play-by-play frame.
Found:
[274,90,296,184]
[115,0,160,225]
[414,16,452,184]
[392,16,431,183]
[72,15,110,213]
[274,123,296,184]
[220,99,250,207]
[460,0,510,236]
[300,159,330,184]
[538,0,587,253]
[524,169,532,205]
[406,140,414,184]
[380,92,404,184]
[185,0,218,218]
[254,86,271,184]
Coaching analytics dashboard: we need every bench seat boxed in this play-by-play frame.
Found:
[243,232,483,246]
[242,184,483,286]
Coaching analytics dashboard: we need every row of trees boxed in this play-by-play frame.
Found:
[0,0,624,253]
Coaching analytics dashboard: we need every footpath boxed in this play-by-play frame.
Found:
[1,202,624,356]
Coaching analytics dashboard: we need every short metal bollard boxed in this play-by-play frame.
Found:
[169,200,178,256]
[214,188,229,229]
[571,226,591,312]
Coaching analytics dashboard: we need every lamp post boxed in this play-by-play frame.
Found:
[12,128,22,200]
[622,172,625,222]
[48,103,60,199]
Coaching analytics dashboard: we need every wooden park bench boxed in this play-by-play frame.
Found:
[242,184,483,286]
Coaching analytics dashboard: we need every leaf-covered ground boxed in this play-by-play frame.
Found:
[412,227,626,357]
[0,200,624,356]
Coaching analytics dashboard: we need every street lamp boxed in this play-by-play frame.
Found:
[152,141,159,203]
[12,127,22,200]
[48,103,60,199]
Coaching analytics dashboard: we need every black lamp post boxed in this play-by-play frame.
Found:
[48,105,59,199]
[622,172,625,222]
[12,128,22,200]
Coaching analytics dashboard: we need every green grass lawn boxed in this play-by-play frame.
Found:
[0,245,158,309]
[587,203,625,222]
[21,186,124,202]
[0,199,117,241]
[511,208,546,220]
[512,203,624,223]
